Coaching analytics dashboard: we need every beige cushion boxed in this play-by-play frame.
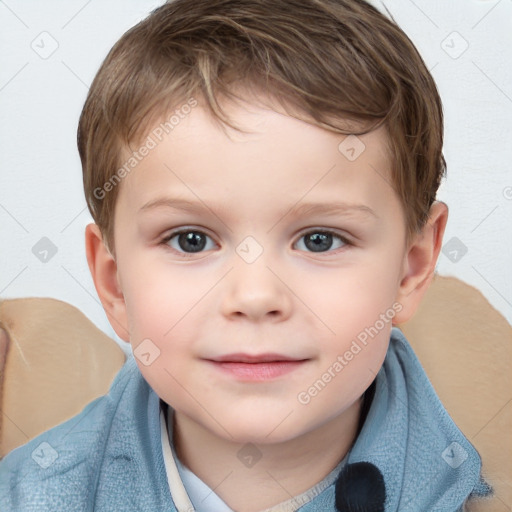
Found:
[0,297,125,457]
[400,275,512,511]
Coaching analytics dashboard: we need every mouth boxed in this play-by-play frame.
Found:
[205,353,309,381]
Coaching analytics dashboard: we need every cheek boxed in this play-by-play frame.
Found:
[296,253,401,388]
[302,318,391,419]
[300,260,401,341]
[120,255,212,342]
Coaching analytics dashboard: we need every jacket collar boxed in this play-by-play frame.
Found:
[299,327,490,511]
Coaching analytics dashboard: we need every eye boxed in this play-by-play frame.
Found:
[162,229,216,254]
[294,230,348,253]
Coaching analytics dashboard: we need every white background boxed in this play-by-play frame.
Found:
[0,0,511,350]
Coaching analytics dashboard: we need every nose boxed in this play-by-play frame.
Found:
[220,256,293,323]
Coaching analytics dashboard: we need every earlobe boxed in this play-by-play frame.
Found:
[393,202,448,324]
[85,223,130,342]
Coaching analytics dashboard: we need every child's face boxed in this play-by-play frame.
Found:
[111,97,410,444]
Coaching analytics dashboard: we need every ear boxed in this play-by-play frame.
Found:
[393,201,448,324]
[85,223,130,342]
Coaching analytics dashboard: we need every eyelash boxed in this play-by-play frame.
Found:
[159,228,352,256]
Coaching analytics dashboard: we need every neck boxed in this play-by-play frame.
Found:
[173,397,363,512]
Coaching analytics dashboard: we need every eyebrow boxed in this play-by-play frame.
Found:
[285,202,377,220]
[139,197,210,214]
[139,196,377,220]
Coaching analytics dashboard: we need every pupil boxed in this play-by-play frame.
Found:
[305,233,332,252]
[179,232,206,252]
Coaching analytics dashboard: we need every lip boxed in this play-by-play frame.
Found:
[205,353,308,381]
[211,353,302,363]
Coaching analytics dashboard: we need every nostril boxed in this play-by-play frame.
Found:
[231,310,281,319]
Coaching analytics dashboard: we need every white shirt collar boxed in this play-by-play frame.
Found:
[159,407,196,511]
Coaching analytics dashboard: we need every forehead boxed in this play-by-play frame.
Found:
[115,97,401,227]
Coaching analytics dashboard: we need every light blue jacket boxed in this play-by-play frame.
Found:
[0,328,491,511]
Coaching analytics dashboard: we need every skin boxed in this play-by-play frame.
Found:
[86,94,447,511]
[0,327,9,442]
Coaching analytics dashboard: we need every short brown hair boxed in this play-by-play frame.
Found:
[78,0,445,255]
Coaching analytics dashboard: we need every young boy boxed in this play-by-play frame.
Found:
[0,0,492,510]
